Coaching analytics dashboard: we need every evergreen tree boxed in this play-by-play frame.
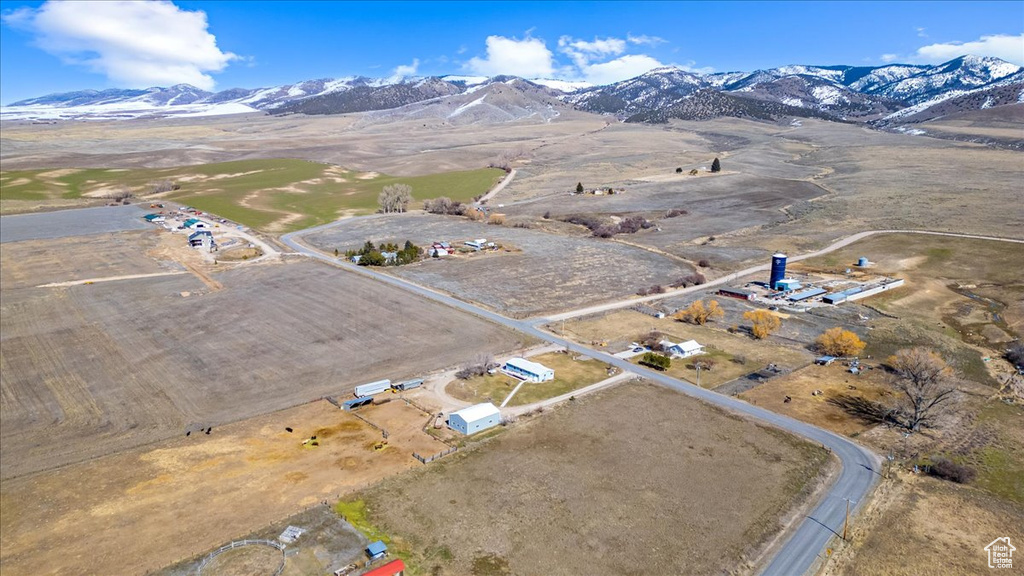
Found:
[711,157,721,173]
[576,182,584,193]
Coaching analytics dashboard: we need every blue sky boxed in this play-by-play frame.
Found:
[1,0,1022,104]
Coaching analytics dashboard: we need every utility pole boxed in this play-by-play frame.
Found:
[842,498,854,541]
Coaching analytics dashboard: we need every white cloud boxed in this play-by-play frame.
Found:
[916,27,928,38]
[881,53,899,63]
[2,0,237,90]
[627,33,666,46]
[393,58,419,77]
[581,54,665,84]
[464,32,707,85]
[913,33,1024,65]
[558,36,626,67]
[466,35,554,77]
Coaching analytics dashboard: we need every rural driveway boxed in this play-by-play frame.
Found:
[476,168,516,205]
[280,225,892,576]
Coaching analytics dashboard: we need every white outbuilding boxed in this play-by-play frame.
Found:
[502,357,555,383]
[447,403,501,435]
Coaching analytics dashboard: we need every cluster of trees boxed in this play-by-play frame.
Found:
[744,310,781,339]
[636,284,666,296]
[423,196,465,216]
[378,184,413,213]
[346,240,422,266]
[456,354,498,379]
[675,300,724,325]
[670,273,707,288]
[640,351,671,371]
[815,327,866,357]
[150,179,180,194]
[561,214,653,238]
[488,147,525,172]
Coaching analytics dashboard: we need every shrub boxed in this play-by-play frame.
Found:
[698,259,710,268]
[816,327,866,357]
[543,211,551,219]
[675,167,683,173]
[928,458,976,484]
[665,209,688,218]
[640,352,671,371]
[1007,342,1024,369]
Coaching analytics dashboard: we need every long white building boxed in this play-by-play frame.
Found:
[502,357,555,383]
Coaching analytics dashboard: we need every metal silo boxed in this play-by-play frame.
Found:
[770,253,787,289]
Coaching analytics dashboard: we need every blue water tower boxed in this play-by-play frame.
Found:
[857,257,869,267]
[770,253,787,290]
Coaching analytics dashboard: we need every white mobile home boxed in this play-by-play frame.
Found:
[447,403,501,435]
[502,357,555,383]
[659,339,705,359]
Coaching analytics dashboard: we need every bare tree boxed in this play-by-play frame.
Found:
[423,196,464,215]
[151,179,176,194]
[378,184,413,213]
[455,354,496,379]
[887,347,961,431]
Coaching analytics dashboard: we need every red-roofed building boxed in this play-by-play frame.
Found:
[361,559,405,576]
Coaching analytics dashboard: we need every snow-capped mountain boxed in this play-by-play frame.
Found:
[2,55,1020,125]
[564,67,705,117]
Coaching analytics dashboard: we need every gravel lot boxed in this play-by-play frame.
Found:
[305,213,693,316]
[0,204,151,243]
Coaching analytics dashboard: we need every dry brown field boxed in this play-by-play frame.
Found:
[0,400,446,576]
[0,238,523,479]
[348,383,830,576]
[304,213,693,316]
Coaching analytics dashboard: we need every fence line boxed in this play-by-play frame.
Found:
[193,539,285,576]
[413,446,458,464]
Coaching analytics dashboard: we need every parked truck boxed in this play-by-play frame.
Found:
[394,378,423,392]
[354,379,391,398]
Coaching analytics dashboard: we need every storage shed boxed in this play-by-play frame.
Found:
[502,357,554,382]
[447,403,501,435]
[718,287,757,300]
[366,541,388,561]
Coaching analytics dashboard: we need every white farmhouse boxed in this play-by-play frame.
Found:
[447,403,501,435]
[659,339,705,359]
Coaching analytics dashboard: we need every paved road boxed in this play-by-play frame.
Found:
[281,227,887,576]
[540,229,1024,323]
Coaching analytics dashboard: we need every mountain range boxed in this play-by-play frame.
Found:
[3,55,1021,129]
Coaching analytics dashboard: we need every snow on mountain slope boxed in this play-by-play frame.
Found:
[3,55,1020,123]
